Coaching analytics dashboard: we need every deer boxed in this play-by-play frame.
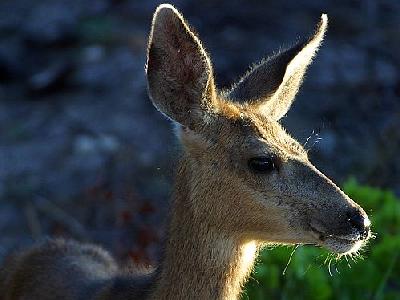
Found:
[0,4,371,300]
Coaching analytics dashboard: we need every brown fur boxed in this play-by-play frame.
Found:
[0,4,371,300]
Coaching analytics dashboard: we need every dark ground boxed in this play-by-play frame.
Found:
[0,0,399,265]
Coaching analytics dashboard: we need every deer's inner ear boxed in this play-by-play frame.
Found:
[146,4,216,129]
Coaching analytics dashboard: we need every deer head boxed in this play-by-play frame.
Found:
[146,4,371,255]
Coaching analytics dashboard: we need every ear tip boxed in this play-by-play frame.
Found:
[153,3,182,23]
[318,13,329,33]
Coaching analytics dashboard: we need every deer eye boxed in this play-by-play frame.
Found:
[248,156,279,173]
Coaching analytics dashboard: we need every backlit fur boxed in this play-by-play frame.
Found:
[0,4,370,300]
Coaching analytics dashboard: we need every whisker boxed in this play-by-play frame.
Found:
[344,255,351,268]
[303,130,315,148]
[309,135,322,150]
[303,129,323,152]
[282,244,299,275]
[328,257,333,277]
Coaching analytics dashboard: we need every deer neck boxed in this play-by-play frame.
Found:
[150,157,258,300]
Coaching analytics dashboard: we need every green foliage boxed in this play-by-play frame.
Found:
[242,179,400,300]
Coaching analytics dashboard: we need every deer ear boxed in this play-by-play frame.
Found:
[146,4,216,128]
[227,15,328,120]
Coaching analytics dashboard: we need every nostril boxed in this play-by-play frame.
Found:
[346,210,369,237]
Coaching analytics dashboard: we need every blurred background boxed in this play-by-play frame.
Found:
[0,0,399,298]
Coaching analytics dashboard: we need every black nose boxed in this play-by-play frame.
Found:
[347,209,370,239]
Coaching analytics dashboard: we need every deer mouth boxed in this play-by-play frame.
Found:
[309,225,368,254]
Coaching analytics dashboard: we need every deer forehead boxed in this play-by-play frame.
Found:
[248,114,308,160]
[180,109,308,162]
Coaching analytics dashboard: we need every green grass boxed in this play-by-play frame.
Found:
[242,179,400,300]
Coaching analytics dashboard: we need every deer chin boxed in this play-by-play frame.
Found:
[310,226,368,255]
[320,236,364,254]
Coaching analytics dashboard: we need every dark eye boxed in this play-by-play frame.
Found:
[248,156,279,173]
